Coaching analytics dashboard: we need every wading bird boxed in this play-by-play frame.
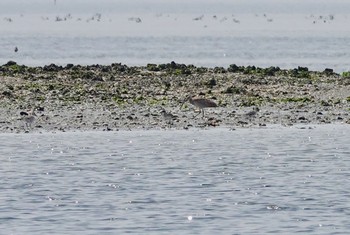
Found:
[245,106,259,118]
[244,106,260,125]
[20,109,37,129]
[160,108,178,125]
[181,96,218,118]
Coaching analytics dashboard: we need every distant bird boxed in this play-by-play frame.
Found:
[14,47,18,52]
[244,106,260,124]
[181,96,218,118]
[20,109,37,129]
[128,17,142,23]
[160,108,177,125]
[193,15,204,21]
[245,107,260,118]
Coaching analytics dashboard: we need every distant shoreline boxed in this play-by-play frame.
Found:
[1,60,348,74]
[0,61,349,133]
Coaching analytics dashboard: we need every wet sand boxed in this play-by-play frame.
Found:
[0,61,349,133]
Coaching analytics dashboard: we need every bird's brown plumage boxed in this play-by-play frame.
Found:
[181,96,218,117]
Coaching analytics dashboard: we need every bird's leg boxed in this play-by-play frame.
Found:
[193,110,201,119]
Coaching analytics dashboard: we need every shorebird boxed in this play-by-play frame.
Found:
[20,109,37,129]
[181,96,218,118]
[14,46,18,53]
[160,108,177,125]
[243,106,260,125]
[245,107,260,118]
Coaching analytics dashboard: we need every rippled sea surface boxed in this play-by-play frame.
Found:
[2,124,350,234]
[1,0,350,71]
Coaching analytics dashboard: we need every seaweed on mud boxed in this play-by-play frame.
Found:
[224,86,246,94]
[240,95,264,106]
[341,71,350,78]
[280,97,311,103]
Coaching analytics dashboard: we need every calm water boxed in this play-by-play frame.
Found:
[1,124,350,234]
[1,0,350,71]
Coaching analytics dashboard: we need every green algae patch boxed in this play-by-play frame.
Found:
[240,95,264,106]
[341,71,350,78]
[280,97,312,103]
[112,95,127,107]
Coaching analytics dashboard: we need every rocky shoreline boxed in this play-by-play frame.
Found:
[0,61,349,133]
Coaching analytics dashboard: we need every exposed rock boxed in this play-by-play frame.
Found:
[0,62,348,133]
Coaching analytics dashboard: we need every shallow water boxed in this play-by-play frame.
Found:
[4,34,350,72]
[1,0,350,71]
[1,124,350,234]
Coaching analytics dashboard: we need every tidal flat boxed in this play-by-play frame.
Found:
[0,61,349,133]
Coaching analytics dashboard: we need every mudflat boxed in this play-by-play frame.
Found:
[0,61,349,133]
